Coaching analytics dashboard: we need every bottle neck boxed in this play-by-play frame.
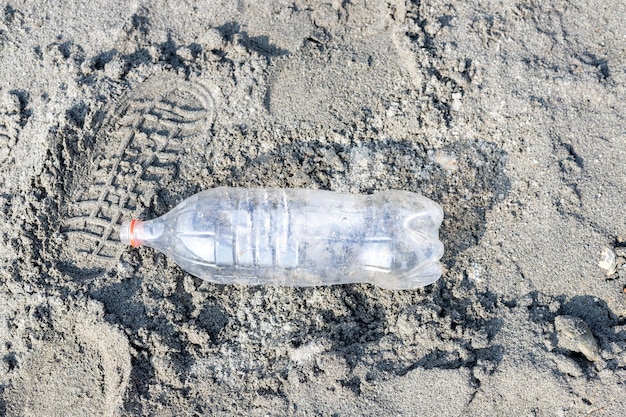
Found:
[120,219,165,248]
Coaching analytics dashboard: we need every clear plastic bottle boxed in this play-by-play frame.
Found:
[120,187,444,289]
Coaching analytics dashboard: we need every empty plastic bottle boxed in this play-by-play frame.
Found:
[120,187,444,289]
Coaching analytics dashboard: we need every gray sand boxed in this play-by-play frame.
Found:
[0,0,625,415]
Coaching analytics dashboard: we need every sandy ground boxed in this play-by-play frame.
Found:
[0,0,625,415]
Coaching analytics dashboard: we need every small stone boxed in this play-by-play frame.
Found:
[554,315,601,362]
[598,247,617,276]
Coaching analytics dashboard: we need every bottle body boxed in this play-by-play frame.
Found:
[121,187,444,289]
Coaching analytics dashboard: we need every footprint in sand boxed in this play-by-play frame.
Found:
[0,294,131,417]
[59,73,216,268]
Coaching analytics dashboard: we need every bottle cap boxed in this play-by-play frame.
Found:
[120,219,143,248]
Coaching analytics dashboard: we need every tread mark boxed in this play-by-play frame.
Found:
[0,117,20,166]
[62,74,215,262]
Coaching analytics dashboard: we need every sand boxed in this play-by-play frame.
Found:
[0,0,625,415]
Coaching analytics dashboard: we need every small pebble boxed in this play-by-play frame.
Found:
[598,247,617,276]
[554,315,600,362]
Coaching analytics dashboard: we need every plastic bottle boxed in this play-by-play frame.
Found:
[120,187,444,289]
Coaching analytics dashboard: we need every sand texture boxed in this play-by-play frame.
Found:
[0,0,625,415]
